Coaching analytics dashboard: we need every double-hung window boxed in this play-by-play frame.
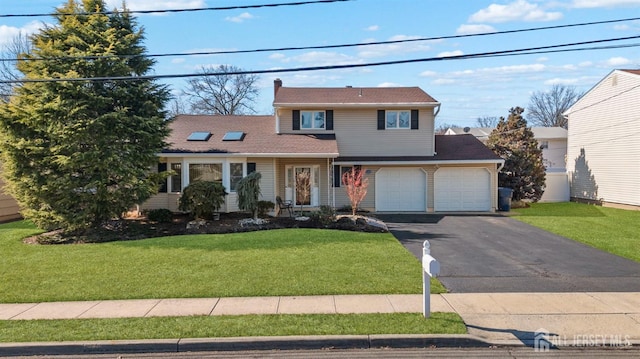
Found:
[386,110,411,129]
[170,163,182,193]
[229,163,244,192]
[301,111,325,129]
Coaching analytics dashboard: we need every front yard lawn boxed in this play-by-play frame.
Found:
[513,202,640,262]
[0,313,466,342]
[0,222,443,303]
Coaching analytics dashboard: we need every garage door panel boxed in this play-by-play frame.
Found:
[435,168,491,211]
[376,168,426,212]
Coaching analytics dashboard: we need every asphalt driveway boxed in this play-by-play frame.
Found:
[377,214,640,293]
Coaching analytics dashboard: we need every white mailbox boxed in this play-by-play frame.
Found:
[423,254,440,277]
[422,240,440,318]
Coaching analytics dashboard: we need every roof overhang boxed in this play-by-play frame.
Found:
[159,152,339,158]
[333,159,504,166]
[273,102,440,109]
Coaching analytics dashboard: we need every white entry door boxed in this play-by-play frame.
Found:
[285,165,319,207]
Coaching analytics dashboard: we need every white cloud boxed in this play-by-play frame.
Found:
[605,56,632,66]
[432,78,456,85]
[365,25,379,31]
[106,0,206,11]
[357,35,433,58]
[536,57,549,62]
[456,24,496,35]
[437,50,464,58]
[578,61,593,67]
[469,0,563,23]
[571,0,640,8]
[225,12,255,23]
[419,70,438,77]
[544,78,580,85]
[269,53,287,60]
[0,21,42,47]
[377,82,403,87]
[272,51,360,67]
[171,58,186,64]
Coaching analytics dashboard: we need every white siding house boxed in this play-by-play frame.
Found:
[564,69,640,209]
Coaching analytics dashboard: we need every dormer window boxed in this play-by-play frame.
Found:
[301,111,325,129]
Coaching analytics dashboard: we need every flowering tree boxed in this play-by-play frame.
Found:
[342,167,369,216]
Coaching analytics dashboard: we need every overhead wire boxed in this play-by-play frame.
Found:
[2,16,640,62]
[0,0,353,18]
[2,36,639,84]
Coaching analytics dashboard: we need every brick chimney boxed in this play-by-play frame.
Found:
[274,78,282,97]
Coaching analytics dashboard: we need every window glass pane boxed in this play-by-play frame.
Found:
[314,112,325,129]
[230,163,244,191]
[301,111,312,128]
[399,111,410,128]
[286,167,293,187]
[170,163,182,193]
[386,111,397,128]
[189,164,222,183]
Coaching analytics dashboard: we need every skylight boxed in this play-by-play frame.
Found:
[222,131,245,141]
[187,131,212,141]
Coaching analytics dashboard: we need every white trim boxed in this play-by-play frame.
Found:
[334,159,504,166]
[274,102,440,108]
[160,152,339,158]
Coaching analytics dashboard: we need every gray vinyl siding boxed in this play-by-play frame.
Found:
[0,175,20,222]
[279,108,436,156]
[566,71,640,206]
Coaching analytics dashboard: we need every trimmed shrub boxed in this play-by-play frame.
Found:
[178,181,228,220]
[145,208,173,223]
[257,200,274,217]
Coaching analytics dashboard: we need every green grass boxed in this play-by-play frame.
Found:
[0,222,444,303]
[513,202,640,262]
[0,313,465,342]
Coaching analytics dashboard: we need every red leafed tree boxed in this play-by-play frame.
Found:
[342,167,369,216]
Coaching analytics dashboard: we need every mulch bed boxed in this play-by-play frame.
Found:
[27,212,387,245]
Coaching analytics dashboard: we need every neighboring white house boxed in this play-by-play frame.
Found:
[563,69,640,209]
[445,126,569,202]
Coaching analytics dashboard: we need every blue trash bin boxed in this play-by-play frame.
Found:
[498,187,513,211]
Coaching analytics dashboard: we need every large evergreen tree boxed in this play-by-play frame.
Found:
[486,107,546,202]
[0,0,170,231]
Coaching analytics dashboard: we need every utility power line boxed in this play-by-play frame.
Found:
[2,36,639,84]
[2,16,640,62]
[0,0,352,18]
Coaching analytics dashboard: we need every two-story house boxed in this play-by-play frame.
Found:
[143,80,503,213]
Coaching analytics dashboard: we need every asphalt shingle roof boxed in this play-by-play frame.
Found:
[163,115,338,156]
[273,86,438,105]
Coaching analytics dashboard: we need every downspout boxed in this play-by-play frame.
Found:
[433,103,441,155]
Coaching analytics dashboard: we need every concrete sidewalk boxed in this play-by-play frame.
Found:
[2,292,640,342]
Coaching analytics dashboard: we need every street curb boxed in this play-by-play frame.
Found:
[0,334,497,356]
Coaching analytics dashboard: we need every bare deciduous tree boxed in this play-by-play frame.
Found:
[476,116,499,128]
[0,32,31,102]
[527,84,584,129]
[183,64,259,115]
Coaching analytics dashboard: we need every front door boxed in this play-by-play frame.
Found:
[285,165,319,207]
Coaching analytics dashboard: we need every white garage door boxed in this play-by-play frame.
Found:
[376,168,426,211]
[434,168,491,211]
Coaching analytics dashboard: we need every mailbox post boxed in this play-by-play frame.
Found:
[422,240,440,318]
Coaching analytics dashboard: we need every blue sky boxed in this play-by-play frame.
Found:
[1,0,640,127]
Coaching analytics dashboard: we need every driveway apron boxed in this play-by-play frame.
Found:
[378,214,640,293]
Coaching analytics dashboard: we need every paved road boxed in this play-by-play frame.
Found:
[378,214,640,293]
